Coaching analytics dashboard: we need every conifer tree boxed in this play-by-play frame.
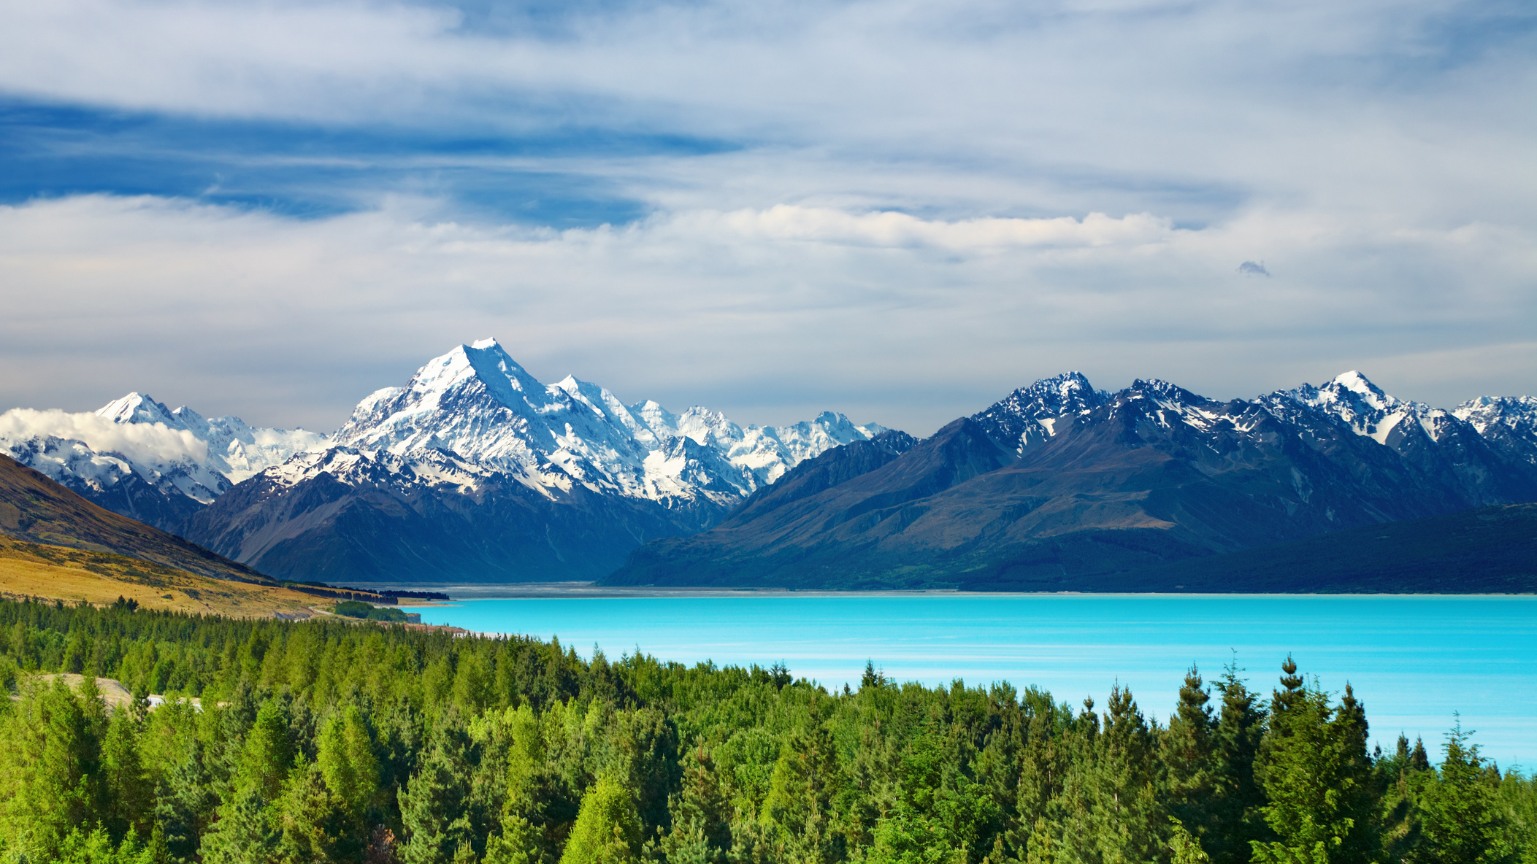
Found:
[1209,666,1266,864]
[318,704,383,823]
[101,707,153,844]
[1251,657,1376,864]
[1415,722,1516,864]
[1054,686,1166,864]
[200,697,297,864]
[559,775,643,864]
[272,756,344,864]
[485,707,558,864]
[399,724,476,864]
[1330,685,1380,862]
[659,747,732,864]
[1163,666,1218,852]
[0,681,103,861]
[759,724,839,864]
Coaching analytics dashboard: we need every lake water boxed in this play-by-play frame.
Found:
[414,592,1537,771]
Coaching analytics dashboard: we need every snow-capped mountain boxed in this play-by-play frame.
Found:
[320,338,882,504]
[1276,372,1527,505]
[181,338,887,583]
[0,393,326,531]
[610,370,1537,590]
[6,349,1532,588]
[1455,395,1537,467]
[971,371,1107,454]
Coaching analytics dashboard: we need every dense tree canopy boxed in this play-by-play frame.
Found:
[0,598,1531,864]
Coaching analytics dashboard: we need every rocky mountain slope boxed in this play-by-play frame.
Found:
[610,372,1537,589]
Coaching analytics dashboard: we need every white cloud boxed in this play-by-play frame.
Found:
[0,2,1533,433]
[0,408,209,466]
[1,193,1532,436]
[702,207,1174,250]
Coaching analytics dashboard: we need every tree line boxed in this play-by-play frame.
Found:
[0,597,1531,864]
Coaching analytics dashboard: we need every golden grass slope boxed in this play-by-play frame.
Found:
[0,535,324,618]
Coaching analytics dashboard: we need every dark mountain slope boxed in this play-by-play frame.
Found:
[186,449,723,584]
[609,376,1537,590]
[976,503,1537,593]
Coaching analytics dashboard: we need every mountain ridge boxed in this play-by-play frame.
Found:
[608,370,1537,590]
[5,352,1535,588]
[179,339,887,583]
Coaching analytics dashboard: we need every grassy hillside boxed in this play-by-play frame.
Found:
[0,535,329,617]
[0,454,404,615]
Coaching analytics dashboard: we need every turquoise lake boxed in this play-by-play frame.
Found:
[414,593,1537,771]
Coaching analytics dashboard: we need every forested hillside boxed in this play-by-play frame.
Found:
[0,599,1531,864]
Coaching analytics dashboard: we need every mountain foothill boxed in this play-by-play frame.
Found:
[3,339,1534,592]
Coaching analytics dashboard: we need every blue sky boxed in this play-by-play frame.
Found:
[1,0,1534,434]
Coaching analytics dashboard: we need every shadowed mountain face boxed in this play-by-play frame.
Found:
[0,454,272,585]
[609,374,1537,590]
[184,449,725,584]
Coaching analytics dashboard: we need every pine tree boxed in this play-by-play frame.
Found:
[399,724,476,864]
[1251,658,1376,864]
[1330,685,1380,863]
[559,775,643,864]
[1416,721,1516,864]
[1053,685,1166,864]
[0,681,103,861]
[1163,666,1218,852]
[272,757,345,864]
[484,707,557,864]
[1209,664,1267,864]
[317,704,383,822]
[101,707,152,844]
[759,724,839,864]
[235,697,296,801]
[200,698,297,864]
[659,747,732,864]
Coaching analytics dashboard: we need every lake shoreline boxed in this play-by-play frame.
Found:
[378,581,1537,602]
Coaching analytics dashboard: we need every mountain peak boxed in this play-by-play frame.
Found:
[1128,378,1202,404]
[972,371,1107,453]
[408,338,547,409]
[1286,371,1400,417]
[1328,370,1392,402]
[97,392,176,426]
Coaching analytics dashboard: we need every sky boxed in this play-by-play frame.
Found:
[1,0,1534,436]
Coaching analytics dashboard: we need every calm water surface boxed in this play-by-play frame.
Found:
[415,593,1537,770]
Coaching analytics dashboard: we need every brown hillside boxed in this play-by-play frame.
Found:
[0,535,323,618]
[0,454,273,584]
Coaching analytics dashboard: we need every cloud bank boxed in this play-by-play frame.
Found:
[0,408,209,467]
[0,0,1534,433]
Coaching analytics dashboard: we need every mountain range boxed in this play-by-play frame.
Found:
[610,371,1537,590]
[1,339,883,583]
[2,343,1534,589]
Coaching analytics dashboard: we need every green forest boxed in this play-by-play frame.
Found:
[0,598,1531,864]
